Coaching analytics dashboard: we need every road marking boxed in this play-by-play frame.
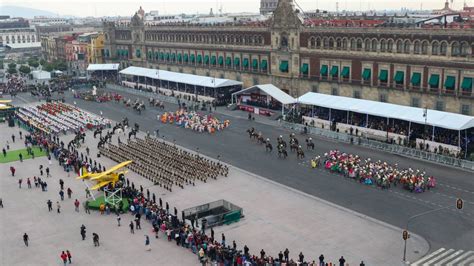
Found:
[434,250,464,266]
[446,251,474,266]
[411,248,446,265]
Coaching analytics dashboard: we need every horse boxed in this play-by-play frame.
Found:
[296,146,305,159]
[290,142,299,152]
[246,128,255,139]
[277,138,287,149]
[278,145,288,159]
[290,137,299,146]
[306,137,315,150]
[265,142,273,152]
[257,135,265,144]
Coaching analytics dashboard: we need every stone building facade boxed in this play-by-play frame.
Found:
[103,0,474,115]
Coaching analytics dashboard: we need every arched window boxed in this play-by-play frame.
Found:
[397,40,403,53]
[432,42,439,55]
[414,40,421,54]
[404,40,411,53]
[440,42,447,55]
[460,42,470,56]
[387,39,393,52]
[380,39,386,52]
[451,42,460,56]
[356,39,362,50]
[364,39,370,51]
[350,38,356,50]
[371,39,377,52]
[316,37,321,48]
[309,37,316,48]
[328,38,334,49]
[342,38,348,49]
[421,41,429,55]
[336,38,342,49]
[323,37,329,48]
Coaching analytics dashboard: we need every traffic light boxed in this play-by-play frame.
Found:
[456,198,464,210]
[403,230,409,240]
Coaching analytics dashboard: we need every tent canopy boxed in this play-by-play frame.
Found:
[87,64,120,71]
[232,84,296,105]
[31,70,51,80]
[297,92,474,131]
[119,66,242,89]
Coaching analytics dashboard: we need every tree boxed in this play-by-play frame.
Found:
[44,63,54,72]
[8,63,16,69]
[54,60,68,71]
[19,65,31,75]
[7,67,17,74]
[0,60,3,69]
[40,59,46,66]
[28,58,39,68]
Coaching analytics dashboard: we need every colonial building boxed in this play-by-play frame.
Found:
[260,0,279,14]
[102,0,474,115]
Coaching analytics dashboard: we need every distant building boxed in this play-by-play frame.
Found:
[29,16,68,26]
[432,0,455,15]
[260,0,279,14]
[0,16,38,49]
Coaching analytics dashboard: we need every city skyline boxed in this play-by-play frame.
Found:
[1,0,473,17]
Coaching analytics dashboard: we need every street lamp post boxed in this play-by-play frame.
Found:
[423,107,427,150]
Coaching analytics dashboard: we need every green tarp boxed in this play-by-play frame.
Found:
[243,58,249,68]
[147,51,152,59]
[411,73,421,86]
[234,58,240,67]
[461,77,472,91]
[261,60,268,70]
[218,56,224,66]
[394,71,404,84]
[226,57,232,66]
[300,63,308,74]
[135,49,141,58]
[320,65,328,76]
[444,76,455,89]
[211,56,216,65]
[279,61,289,72]
[197,54,202,63]
[429,74,439,88]
[204,55,210,64]
[330,66,339,77]
[183,54,188,62]
[379,70,388,82]
[190,54,195,63]
[362,68,371,80]
[177,53,182,62]
[341,66,350,78]
[170,53,176,61]
[252,59,258,69]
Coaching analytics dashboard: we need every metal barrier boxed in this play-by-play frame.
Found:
[280,121,474,171]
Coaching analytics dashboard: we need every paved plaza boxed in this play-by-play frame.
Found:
[0,116,430,265]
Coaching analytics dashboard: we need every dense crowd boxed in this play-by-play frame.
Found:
[320,150,436,193]
[1,74,27,95]
[160,109,230,134]
[99,137,228,192]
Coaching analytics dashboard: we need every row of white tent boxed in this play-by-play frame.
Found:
[86,64,474,131]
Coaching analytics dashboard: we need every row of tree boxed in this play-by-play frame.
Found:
[3,57,67,75]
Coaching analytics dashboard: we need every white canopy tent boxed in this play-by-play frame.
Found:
[87,64,120,71]
[119,66,242,88]
[297,92,474,131]
[31,70,51,80]
[231,84,296,115]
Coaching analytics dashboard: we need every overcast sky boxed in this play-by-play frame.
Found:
[1,0,472,17]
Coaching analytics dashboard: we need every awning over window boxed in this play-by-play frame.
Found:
[177,53,182,62]
[279,61,289,72]
[320,65,328,76]
[243,58,249,68]
[155,52,160,60]
[234,58,240,67]
[379,70,388,82]
[330,66,339,77]
[411,73,421,86]
[461,77,472,92]
[362,68,371,80]
[190,54,195,63]
[136,49,141,58]
[160,52,165,60]
[252,59,258,69]
[429,74,439,87]
[300,63,309,74]
[147,51,153,59]
[394,71,404,84]
[211,55,216,65]
[261,60,268,70]
[204,55,209,64]
[165,53,169,60]
[218,56,224,66]
[444,76,456,89]
[183,54,188,62]
[198,54,203,63]
[226,57,232,66]
[170,53,175,61]
[341,66,350,78]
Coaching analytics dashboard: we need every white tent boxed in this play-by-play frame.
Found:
[297,92,474,131]
[232,84,296,105]
[31,70,51,80]
[87,64,120,71]
[119,66,242,88]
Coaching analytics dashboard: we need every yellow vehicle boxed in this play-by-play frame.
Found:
[0,100,12,110]
[77,160,133,190]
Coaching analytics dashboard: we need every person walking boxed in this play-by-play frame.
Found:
[18,178,22,188]
[66,250,72,264]
[59,179,64,190]
[23,233,29,247]
[74,199,80,212]
[19,153,23,162]
[60,251,68,266]
[57,201,61,213]
[27,178,31,189]
[2,148,6,157]
[67,188,72,199]
[39,165,43,176]
[92,233,99,247]
[12,134,15,143]
[129,221,134,234]
[0,198,3,208]
[46,167,50,177]
[116,214,121,226]
[145,235,151,251]
[59,190,64,201]
[84,202,91,214]
[85,187,90,198]
[10,166,15,176]
[284,248,290,263]
[80,225,86,240]
[47,200,53,212]
[339,256,346,266]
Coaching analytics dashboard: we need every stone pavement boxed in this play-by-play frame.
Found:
[0,119,429,265]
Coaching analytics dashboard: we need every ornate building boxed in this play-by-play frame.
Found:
[103,0,474,115]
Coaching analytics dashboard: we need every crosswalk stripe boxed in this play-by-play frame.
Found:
[412,248,446,265]
[458,255,474,266]
[434,250,464,266]
[423,249,455,265]
[446,251,474,266]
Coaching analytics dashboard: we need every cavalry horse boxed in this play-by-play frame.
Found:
[257,133,265,144]
[306,137,315,150]
[265,139,273,152]
[296,146,305,159]
[278,144,288,159]
[277,136,287,149]
[246,128,258,139]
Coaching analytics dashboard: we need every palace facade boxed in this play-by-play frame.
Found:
[102,0,474,115]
